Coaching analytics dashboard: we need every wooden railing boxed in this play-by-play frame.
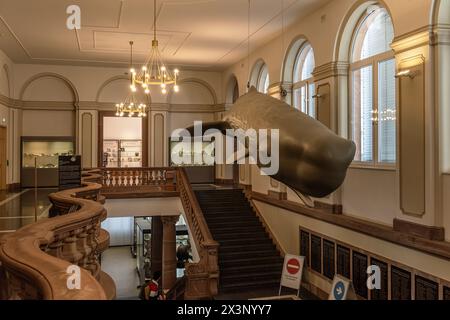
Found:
[99,167,177,197]
[166,275,187,300]
[0,167,218,300]
[0,170,114,300]
[176,168,219,300]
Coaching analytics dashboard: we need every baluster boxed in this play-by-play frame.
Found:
[60,230,83,264]
[76,225,90,269]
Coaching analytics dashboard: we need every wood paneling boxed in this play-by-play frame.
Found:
[322,239,335,280]
[394,218,444,241]
[352,251,368,299]
[391,266,411,300]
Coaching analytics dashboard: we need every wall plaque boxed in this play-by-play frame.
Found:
[323,239,335,280]
[370,258,388,300]
[352,251,368,298]
[415,276,438,300]
[311,235,322,273]
[58,155,82,191]
[444,286,450,300]
[337,245,350,279]
[391,266,411,300]
[300,230,310,267]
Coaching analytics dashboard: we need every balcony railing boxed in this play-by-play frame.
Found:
[0,167,218,300]
[0,170,114,300]
[99,167,177,198]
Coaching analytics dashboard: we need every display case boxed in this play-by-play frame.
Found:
[21,137,75,187]
[169,140,215,167]
[103,139,142,168]
[169,139,215,184]
[134,216,190,281]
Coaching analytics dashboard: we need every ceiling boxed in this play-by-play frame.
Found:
[0,0,331,70]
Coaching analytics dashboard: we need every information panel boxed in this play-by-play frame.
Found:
[58,155,82,191]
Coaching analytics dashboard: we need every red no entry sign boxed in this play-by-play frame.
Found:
[286,258,300,275]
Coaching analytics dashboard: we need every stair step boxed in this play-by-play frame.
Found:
[219,256,283,268]
[219,243,276,254]
[221,270,282,283]
[207,220,262,229]
[218,239,274,248]
[220,279,280,292]
[213,231,268,240]
[220,262,284,276]
[210,228,268,237]
[220,249,279,261]
[203,212,259,222]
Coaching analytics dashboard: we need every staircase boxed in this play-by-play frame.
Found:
[195,189,283,295]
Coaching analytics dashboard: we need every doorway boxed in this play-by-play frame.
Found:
[98,112,149,168]
[0,127,6,190]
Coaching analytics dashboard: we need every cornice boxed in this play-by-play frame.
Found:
[312,61,349,81]
[0,93,226,113]
[391,26,433,54]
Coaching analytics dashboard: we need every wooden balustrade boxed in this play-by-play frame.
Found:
[99,168,177,198]
[0,170,114,300]
[0,167,218,300]
[176,168,219,300]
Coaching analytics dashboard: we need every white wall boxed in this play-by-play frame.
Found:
[103,117,142,140]
[22,110,74,137]
[223,0,439,229]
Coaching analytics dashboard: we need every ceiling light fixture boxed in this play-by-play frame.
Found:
[116,41,147,118]
[131,0,180,96]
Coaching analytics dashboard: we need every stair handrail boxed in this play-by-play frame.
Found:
[0,171,110,300]
[176,168,219,299]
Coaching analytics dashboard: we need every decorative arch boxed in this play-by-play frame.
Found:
[19,72,79,103]
[432,0,450,25]
[249,59,267,88]
[225,74,239,104]
[167,78,218,105]
[334,0,395,63]
[281,35,309,83]
[96,75,152,105]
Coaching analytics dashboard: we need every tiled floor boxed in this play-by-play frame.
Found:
[0,188,55,233]
[101,246,141,300]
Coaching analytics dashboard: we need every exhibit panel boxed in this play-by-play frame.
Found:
[21,137,75,187]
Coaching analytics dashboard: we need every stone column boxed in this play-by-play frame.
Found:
[150,216,163,276]
[161,215,179,290]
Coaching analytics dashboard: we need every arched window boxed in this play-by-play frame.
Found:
[293,44,315,117]
[257,64,269,94]
[350,6,395,164]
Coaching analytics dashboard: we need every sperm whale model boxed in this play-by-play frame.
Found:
[188,87,356,198]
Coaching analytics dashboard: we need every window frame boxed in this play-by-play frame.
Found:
[348,8,396,169]
[292,44,316,117]
[256,64,269,94]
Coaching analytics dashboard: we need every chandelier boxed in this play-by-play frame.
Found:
[115,41,147,118]
[130,0,180,95]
